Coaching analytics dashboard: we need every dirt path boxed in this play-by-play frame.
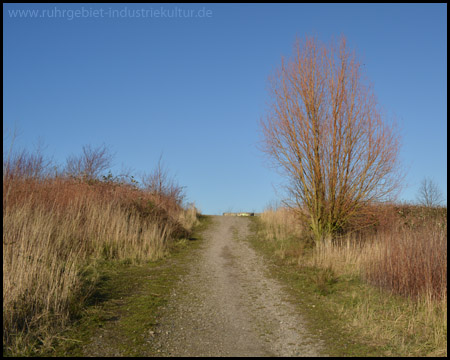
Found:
[151,216,326,357]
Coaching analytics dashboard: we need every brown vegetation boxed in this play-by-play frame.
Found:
[3,146,198,354]
[362,205,447,301]
[258,204,447,355]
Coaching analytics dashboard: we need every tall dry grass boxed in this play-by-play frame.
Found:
[364,221,447,302]
[3,159,199,354]
[258,204,447,355]
[260,206,304,242]
[260,204,447,301]
[259,206,312,262]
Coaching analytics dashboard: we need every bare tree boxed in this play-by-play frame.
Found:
[416,177,444,207]
[4,148,52,180]
[65,144,113,180]
[3,132,52,181]
[140,155,185,206]
[260,36,402,242]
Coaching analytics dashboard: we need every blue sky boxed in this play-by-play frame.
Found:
[3,4,447,214]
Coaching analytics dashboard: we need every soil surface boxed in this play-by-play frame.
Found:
[150,216,326,357]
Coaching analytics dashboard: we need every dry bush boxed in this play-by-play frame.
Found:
[3,148,52,181]
[363,210,447,302]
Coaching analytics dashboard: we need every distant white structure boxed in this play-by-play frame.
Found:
[222,212,254,217]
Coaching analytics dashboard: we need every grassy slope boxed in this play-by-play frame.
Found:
[37,215,212,357]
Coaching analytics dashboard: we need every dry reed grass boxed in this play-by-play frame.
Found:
[3,166,198,354]
[258,204,447,356]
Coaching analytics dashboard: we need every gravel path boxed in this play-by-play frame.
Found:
[151,216,326,357]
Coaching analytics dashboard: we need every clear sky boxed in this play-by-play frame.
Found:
[3,4,447,214]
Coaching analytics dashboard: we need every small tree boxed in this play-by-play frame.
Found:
[260,35,402,243]
[416,177,444,207]
[65,144,113,181]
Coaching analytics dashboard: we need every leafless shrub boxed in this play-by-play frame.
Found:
[364,215,447,301]
[140,156,186,208]
[3,143,53,181]
[65,144,113,181]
